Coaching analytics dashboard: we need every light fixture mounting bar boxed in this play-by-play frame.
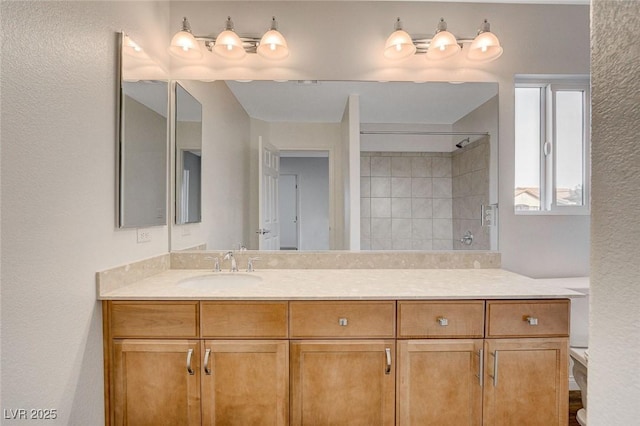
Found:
[411,37,475,54]
[195,35,262,54]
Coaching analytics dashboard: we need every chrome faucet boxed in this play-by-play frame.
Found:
[205,256,221,272]
[224,251,238,272]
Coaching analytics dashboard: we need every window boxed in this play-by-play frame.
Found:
[514,78,590,214]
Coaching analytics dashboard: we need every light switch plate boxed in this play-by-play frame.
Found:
[137,228,152,243]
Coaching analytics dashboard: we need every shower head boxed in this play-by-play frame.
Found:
[456,137,471,149]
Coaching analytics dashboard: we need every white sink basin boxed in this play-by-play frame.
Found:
[178,273,263,290]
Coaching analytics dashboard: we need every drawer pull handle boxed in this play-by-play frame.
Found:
[488,350,499,387]
[476,349,484,387]
[338,318,348,327]
[385,348,392,375]
[204,348,212,375]
[526,316,539,326]
[437,317,449,326]
[186,349,195,375]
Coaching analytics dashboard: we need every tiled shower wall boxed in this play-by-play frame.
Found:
[360,152,453,250]
[452,137,491,250]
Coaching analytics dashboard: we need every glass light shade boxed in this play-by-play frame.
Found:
[384,29,416,60]
[214,30,246,59]
[169,30,203,59]
[257,29,289,60]
[426,30,460,60]
[467,31,503,62]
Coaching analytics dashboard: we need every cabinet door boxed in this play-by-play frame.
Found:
[483,338,568,426]
[397,339,483,425]
[201,340,289,426]
[290,340,395,426]
[112,339,200,426]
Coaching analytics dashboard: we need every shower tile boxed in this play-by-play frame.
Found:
[433,198,453,219]
[360,198,371,218]
[433,239,453,250]
[360,177,371,197]
[371,238,392,250]
[360,156,371,177]
[392,218,412,239]
[412,198,433,218]
[391,178,412,197]
[371,177,391,197]
[360,238,371,250]
[433,219,453,240]
[360,218,371,239]
[392,239,413,250]
[433,178,452,198]
[391,157,412,177]
[412,239,433,250]
[391,198,412,218]
[412,219,433,239]
[432,157,452,177]
[371,218,392,238]
[370,156,391,176]
[412,178,433,198]
[411,157,432,177]
[371,198,391,218]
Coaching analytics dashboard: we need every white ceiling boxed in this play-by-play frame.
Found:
[225,80,498,124]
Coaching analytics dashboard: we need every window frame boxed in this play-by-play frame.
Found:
[514,78,591,215]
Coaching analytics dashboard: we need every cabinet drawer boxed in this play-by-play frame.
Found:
[289,301,395,338]
[486,300,570,338]
[201,302,288,338]
[109,301,199,338]
[398,301,485,338]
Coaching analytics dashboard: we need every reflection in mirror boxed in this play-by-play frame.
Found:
[175,83,202,224]
[227,80,498,251]
[168,80,498,252]
[118,33,168,228]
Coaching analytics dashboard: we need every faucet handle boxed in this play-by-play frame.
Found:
[205,257,220,272]
[224,251,233,260]
[247,257,261,272]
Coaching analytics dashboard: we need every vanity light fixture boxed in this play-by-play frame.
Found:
[426,18,460,60]
[213,16,246,59]
[257,17,289,60]
[467,19,503,62]
[169,16,290,61]
[385,17,503,63]
[169,17,203,59]
[384,18,416,60]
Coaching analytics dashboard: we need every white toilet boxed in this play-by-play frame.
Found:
[570,347,588,426]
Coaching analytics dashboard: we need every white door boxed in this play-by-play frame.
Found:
[279,174,299,250]
[258,137,280,249]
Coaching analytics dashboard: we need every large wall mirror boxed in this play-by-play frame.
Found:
[168,79,498,252]
[175,83,203,224]
[117,33,168,228]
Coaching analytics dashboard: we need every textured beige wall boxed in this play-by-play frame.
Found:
[1,1,170,423]
[590,1,640,423]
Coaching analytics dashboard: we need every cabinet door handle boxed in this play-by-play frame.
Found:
[186,348,195,375]
[385,348,392,375]
[204,348,212,375]
[526,316,539,326]
[437,317,449,326]
[476,349,484,387]
[488,350,499,387]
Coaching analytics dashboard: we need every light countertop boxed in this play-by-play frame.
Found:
[98,268,584,300]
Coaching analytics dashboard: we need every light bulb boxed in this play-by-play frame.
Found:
[467,19,503,62]
[169,17,203,59]
[426,19,460,60]
[384,18,416,60]
[257,17,289,60]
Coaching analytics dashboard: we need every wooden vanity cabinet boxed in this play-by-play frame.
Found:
[289,301,396,426]
[105,301,201,426]
[103,299,569,426]
[483,300,570,426]
[200,302,289,426]
[396,301,485,425]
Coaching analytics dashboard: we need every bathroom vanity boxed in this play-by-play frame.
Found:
[99,257,577,426]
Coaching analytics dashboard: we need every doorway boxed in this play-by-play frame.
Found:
[279,151,330,250]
